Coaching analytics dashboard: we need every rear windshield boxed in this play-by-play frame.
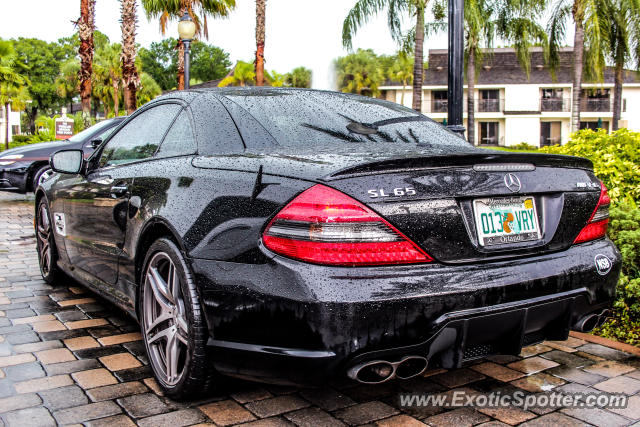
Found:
[224,90,468,148]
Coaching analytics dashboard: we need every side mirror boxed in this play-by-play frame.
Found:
[50,150,84,174]
[90,138,102,148]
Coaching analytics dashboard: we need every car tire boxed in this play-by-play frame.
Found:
[139,237,216,400]
[35,199,61,284]
[32,165,53,191]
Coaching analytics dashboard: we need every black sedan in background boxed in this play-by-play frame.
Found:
[0,117,123,193]
[36,88,620,399]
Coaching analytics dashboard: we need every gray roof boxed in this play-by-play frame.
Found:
[388,48,640,86]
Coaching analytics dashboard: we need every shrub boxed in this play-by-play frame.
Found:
[11,135,31,144]
[508,142,539,151]
[539,129,640,205]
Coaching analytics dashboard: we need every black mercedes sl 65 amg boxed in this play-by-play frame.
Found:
[35,88,620,399]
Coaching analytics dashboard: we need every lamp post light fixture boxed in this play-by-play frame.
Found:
[178,11,196,90]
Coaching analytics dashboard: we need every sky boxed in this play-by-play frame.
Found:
[0,0,452,89]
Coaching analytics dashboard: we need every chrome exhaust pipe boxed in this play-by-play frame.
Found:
[396,356,428,379]
[347,355,429,384]
[347,360,395,384]
[574,313,600,332]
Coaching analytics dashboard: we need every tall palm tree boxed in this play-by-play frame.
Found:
[141,0,236,90]
[600,0,640,130]
[343,0,429,111]
[285,67,312,88]
[95,43,123,116]
[449,0,546,144]
[78,0,96,127]
[387,53,414,106]
[255,0,266,86]
[121,0,140,114]
[56,60,80,113]
[218,61,256,87]
[548,0,607,132]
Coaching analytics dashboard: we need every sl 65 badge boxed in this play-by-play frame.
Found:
[368,187,416,198]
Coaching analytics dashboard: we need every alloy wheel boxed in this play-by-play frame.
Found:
[143,252,190,386]
[36,204,52,276]
[37,168,54,187]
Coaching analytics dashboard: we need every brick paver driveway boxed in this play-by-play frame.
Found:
[0,193,639,426]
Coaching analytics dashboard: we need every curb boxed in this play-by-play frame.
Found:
[570,331,640,357]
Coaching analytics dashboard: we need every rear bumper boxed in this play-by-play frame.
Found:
[192,238,620,385]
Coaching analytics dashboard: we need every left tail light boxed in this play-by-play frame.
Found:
[262,184,433,266]
[574,181,610,244]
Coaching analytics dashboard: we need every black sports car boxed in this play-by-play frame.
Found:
[36,88,620,399]
[0,117,124,193]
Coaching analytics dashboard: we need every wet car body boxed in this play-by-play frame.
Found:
[37,88,620,387]
[0,117,124,193]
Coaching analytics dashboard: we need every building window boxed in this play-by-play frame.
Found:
[478,122,499,145]
[540,89,566,111]
[11,125,19,136]
[580,89,610,112]
[478,89,500,112]
[540,122,561,146]
[580,121,609,132]
[431,90,448,112]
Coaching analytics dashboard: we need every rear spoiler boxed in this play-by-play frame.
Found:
[326,152,593,179]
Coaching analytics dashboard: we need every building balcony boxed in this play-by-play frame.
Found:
[477,98,504,113]
[431,99,448,113]
[540,98,570,112]
[580,98,611,112]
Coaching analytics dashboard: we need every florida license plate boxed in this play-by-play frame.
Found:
[473,196,541,246]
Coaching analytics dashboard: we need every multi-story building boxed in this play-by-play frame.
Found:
[379,47,640,147]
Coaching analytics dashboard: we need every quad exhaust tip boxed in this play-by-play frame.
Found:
[347,356,428,384]
[574,309,612,333]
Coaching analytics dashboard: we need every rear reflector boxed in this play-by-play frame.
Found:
[263,184,433,265]
[574,181,610,244]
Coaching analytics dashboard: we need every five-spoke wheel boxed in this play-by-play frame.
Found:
[140,238,215,399]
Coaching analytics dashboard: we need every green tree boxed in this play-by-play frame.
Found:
[12,38,69,133]
[548,0,609,131]
[141,0,236,90]
[386,52,414,106]
[599,0,640,130]
[285,66,312,88]
[55,60,80,113]
[137,72,163,107]
[94,42,123,116]
[343,0,429,111]
[139,39,178,91]
[265,70,285,87]
[334,49,384,97]
[218,61,256,87]
[0,40,28,149]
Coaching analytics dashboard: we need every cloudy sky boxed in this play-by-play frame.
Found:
[1,0,453,89]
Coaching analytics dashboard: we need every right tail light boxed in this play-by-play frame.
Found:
[574,181,610,244]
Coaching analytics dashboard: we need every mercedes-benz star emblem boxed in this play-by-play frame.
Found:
[504,173,522,193]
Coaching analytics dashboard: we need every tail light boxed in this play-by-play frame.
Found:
[574,181,610,244]
[262,184,433,265]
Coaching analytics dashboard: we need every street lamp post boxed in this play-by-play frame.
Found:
[447,0,466,137]
[178,11,196,90]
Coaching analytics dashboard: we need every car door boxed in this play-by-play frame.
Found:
[62,103,182,285]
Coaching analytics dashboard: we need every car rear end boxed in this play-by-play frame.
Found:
[193,89,620,385]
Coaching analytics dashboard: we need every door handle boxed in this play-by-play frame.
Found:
[110,185,128,198]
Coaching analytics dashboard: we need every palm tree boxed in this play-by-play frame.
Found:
[141,0,236,90]
[387,53,414,106]
[548,0,608,132]
[218,61,256,87]
[265,70,285,87]
[451,0,546,144]
[343,0,429,111]
[335,49,384,97]
[600,0,640,130]
[56,60,80,113]
[285,67,312,88]
[0,40,27,149]
[255,0,266,86]
[95,43,123,116]
[78,0,96,127]
[121,0,140,114]
[137,72,163,107]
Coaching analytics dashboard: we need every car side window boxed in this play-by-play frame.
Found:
[155,110,197,158]
[99,104,181,167]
